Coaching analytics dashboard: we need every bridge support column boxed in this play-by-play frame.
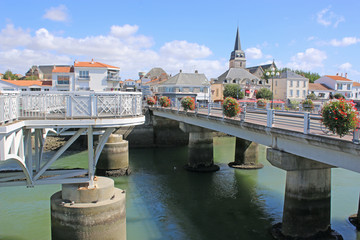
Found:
[180,123,219,172]
[266,148,341,239]
[51,176,126,240]
[228,138,263,169]
[96,134,130,176]
[349,194,360,229]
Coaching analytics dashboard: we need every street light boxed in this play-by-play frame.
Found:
[266,66,280,109]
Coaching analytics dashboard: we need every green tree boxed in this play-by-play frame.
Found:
[256,88,273,100]
[223,84,244,99]
[307,93,317,100]
[334,93,345,99]
[3,70,19,80]
[280,68,320,83]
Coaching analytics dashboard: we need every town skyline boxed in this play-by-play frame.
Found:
[0,0,359,80]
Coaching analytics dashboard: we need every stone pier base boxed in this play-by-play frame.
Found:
[349,193,360,230]
[228,138,263,169]
[267,148,342,239]
[51,177,126,240]
[97,134,130,176]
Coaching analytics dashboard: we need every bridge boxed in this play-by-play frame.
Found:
[0,91,144,188]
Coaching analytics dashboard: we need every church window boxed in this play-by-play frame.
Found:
[233,80,236,83]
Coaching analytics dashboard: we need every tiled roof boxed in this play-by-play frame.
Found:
[160,72,208,86]
[52,66,73,73]
[353,82,360,87]
[325,75,352,81]
[309,83,332,91]
[1,79,52,87]
[74,61,119,69]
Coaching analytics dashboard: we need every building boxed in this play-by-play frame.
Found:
[0,79,52,91]
[308,83,333,99]
[273,70,309,101]
[247,62,277,79]
[352,82,360,100]
[52,66,74,91]
[73,60,121,91]
[157,70,210,103]
[212,27,269,101]
[315,74,353,99]
[26,65,71,80]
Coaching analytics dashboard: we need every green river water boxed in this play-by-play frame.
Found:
[0,137,360,239]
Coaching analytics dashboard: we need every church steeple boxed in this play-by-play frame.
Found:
[229,27,246,69]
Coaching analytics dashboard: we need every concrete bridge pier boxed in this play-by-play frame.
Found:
[348,193,360,229]
[266,148,342,239]
[51,176,126,240]
[96,134,130,176]
[179,123,219,172]
[228,138,263,169]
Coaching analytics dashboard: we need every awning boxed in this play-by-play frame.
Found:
[245,90,250,93]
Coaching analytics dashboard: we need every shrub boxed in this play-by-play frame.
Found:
[159,96,171,107]
[146,96,156,106]
[321,99,358,137]
[302,99,314,111]
[307,93,317,100]
[223,97,241,118]
[256,88,272,100]
[223,84,244,99]
[334,93,345,99]
[181,96,195,111]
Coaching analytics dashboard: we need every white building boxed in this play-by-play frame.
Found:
[308,83,333,99]
[352,82,360,100]
[273,70,309,101]
[0,79,52,91]
[315,75,353,99]
[52,66,74,91]
[74,60,121,91]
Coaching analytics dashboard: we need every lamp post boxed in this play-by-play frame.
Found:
[266,67,280,109]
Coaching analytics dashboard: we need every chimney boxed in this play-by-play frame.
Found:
[195,70,198,74]
[341,73,343,77]
[345,73,348,78]
[336,73,339,76]
[53,65,56,69]
[91,59,94,64]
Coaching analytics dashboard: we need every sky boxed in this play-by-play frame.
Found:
[0,0,359,81]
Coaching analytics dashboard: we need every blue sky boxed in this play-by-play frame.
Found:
[0,0,359,80]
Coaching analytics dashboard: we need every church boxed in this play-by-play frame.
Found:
[211,28,272,101]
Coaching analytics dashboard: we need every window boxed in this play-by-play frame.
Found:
[347,84,351,90]
[303,90,306,97]
[297,81,299,87]
[337,83,342,90]
[319,93,325,97]
[44,89,49,91]
[275,80,278,86]
[79,71,90,79]
[21,89,27,91]
[290,90,293,97]
[57,75,70,85]
[290,81,293,87]
[30,88,41,91]
[216,89,219,97]
[303,81,306,87]
[296,90,299,97]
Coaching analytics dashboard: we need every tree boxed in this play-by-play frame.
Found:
[307,93,317,100]
[223,84,244,99]
[256,88,273,100]
[280,68,320,83]
[334,93,345,99]
[3,70,19,80]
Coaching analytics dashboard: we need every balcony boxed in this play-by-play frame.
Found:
[78,76,90,81]
[107,76,121,81]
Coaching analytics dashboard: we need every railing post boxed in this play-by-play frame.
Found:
[303,112,310,134]
[208,102,211,116]
[299,103,303,112]
[267,109,275,127]
[195,102,198,114]
[281,103,285,111]
[353,128,360,144]
[240,105,246,122]
[254,102,257,109]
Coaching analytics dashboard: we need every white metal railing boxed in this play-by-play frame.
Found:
[0,91,142,123]
[0,91,19,125]
[151,102,359,143]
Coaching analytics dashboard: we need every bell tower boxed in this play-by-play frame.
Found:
[229,27,246,69]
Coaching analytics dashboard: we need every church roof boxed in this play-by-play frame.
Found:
[160,72,208,86]
[215,68,259,84]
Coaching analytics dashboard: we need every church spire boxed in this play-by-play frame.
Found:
[229,27,246,69]
[234,27,241,51]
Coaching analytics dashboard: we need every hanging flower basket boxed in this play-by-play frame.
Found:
[159,96,171,107]
[302,99,314,111]
[256,99,267,108]
[223,97,241,118]
[146,96,156,106]
[181,96,195,111]
[321,99,359,137]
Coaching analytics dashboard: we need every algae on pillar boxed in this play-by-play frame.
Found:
[179,123,219,172]
[97,134,130,176]
[266,148,342,239]
[51,177,126,240]
[229,138,263,169]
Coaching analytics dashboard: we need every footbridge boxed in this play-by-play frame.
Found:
[0,91,144,187]
[151,105,360,173]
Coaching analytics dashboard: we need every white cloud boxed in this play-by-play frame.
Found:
[316,6,344,28]
[329,37,360,47]
[160,40,212,59]
[245,47,262,59]
[43,5,69,22]
[339,62,352,71]
[287,48,327,71]
[0,24,225,79]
